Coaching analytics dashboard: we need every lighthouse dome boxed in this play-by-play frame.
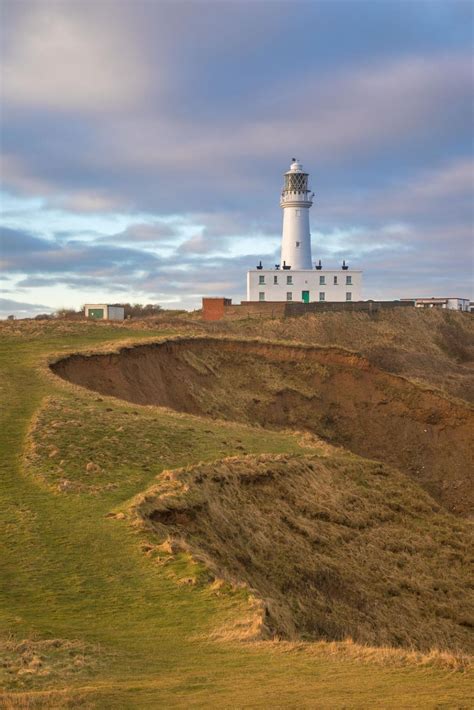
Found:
[289,159,303,173]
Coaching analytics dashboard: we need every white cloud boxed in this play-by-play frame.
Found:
[2,4,148,111]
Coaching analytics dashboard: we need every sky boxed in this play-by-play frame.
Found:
[0,0,473,317]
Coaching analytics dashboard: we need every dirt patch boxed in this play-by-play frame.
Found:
[51,338,474,515]
[134,454,474,653]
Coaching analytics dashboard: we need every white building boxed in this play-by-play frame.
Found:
[247,159,362,303]
[247,269,362,304]
[84,304,125,320]
[401,297,470,312]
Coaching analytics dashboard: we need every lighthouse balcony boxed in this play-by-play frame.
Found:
[280,191,313,207]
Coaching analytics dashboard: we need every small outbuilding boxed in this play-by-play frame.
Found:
[84,304,125,321]
[401,297,470,312]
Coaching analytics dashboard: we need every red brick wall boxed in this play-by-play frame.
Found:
[202,298,232,321]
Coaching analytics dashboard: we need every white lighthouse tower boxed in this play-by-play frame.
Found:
[246,159,362,304]
[280,159,314,269]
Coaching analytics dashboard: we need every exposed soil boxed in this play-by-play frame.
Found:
[52,338,474,516]
[134,454,474,652]
[210,309,474,404]
[98,308,474,403]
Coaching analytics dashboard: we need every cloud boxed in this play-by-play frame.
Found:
[1,2,148,112]
[402,159,474,205]
[109,222,186,244]
[372,158,474,223]
[2,47,471,217]
[0,297,53,318]
[2,1,471,213]
[55,193,124,213]
[177,233,217,255]
[14,274,129,290]
[0,2,472,309]
[101,51,472,172]
[0,226,55,256]
[318,158,474,227]
[0,226,160,280]
[312,53,472,156]
[0,154,55,198]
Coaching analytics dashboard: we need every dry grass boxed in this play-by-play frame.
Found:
[0,636,107,692]
[0,691,94,709]
[252,637,473,672]
[132,453,474,654]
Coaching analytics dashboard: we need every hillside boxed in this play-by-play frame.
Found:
[128,308,474,403]
[215,309,474,403]
[134,453,473,653]
[52,336,474,515]
[1,316,473,708]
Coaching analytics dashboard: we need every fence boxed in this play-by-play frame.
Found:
[202,298,414,320]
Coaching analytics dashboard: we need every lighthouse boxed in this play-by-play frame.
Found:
[280,159,314,270]
[246,159,363,304]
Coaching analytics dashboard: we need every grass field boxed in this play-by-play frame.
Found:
[1,318,473,708]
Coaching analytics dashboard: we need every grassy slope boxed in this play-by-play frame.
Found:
[1,320,472,708]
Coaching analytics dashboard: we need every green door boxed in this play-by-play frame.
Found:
[88,308,104,319]
[302,291,310,303]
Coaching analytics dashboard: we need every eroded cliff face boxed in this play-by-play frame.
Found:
[51,337,474,515]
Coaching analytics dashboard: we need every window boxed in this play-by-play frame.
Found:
[284,173,308,192]
[319,275,325,285]
[259,292,265,302]
[346,275,352,285]
[286,292,293,301]
[273,275,278,284]
[296,241,300,247]
[333,275,338,285]
[295,209,301,216]
[319,292,325,302]
[259,274,265,284]
[346,292,352,301]
[287,275,293,285]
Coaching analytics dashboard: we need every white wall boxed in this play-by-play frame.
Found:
[247,270,363,302]
[447,299,470,312]
[107,306,125,320]
[280,205,312,269]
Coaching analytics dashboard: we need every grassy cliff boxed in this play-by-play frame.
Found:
[1,314,473,708]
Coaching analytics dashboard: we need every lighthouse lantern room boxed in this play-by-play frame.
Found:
[247,159,363,303]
